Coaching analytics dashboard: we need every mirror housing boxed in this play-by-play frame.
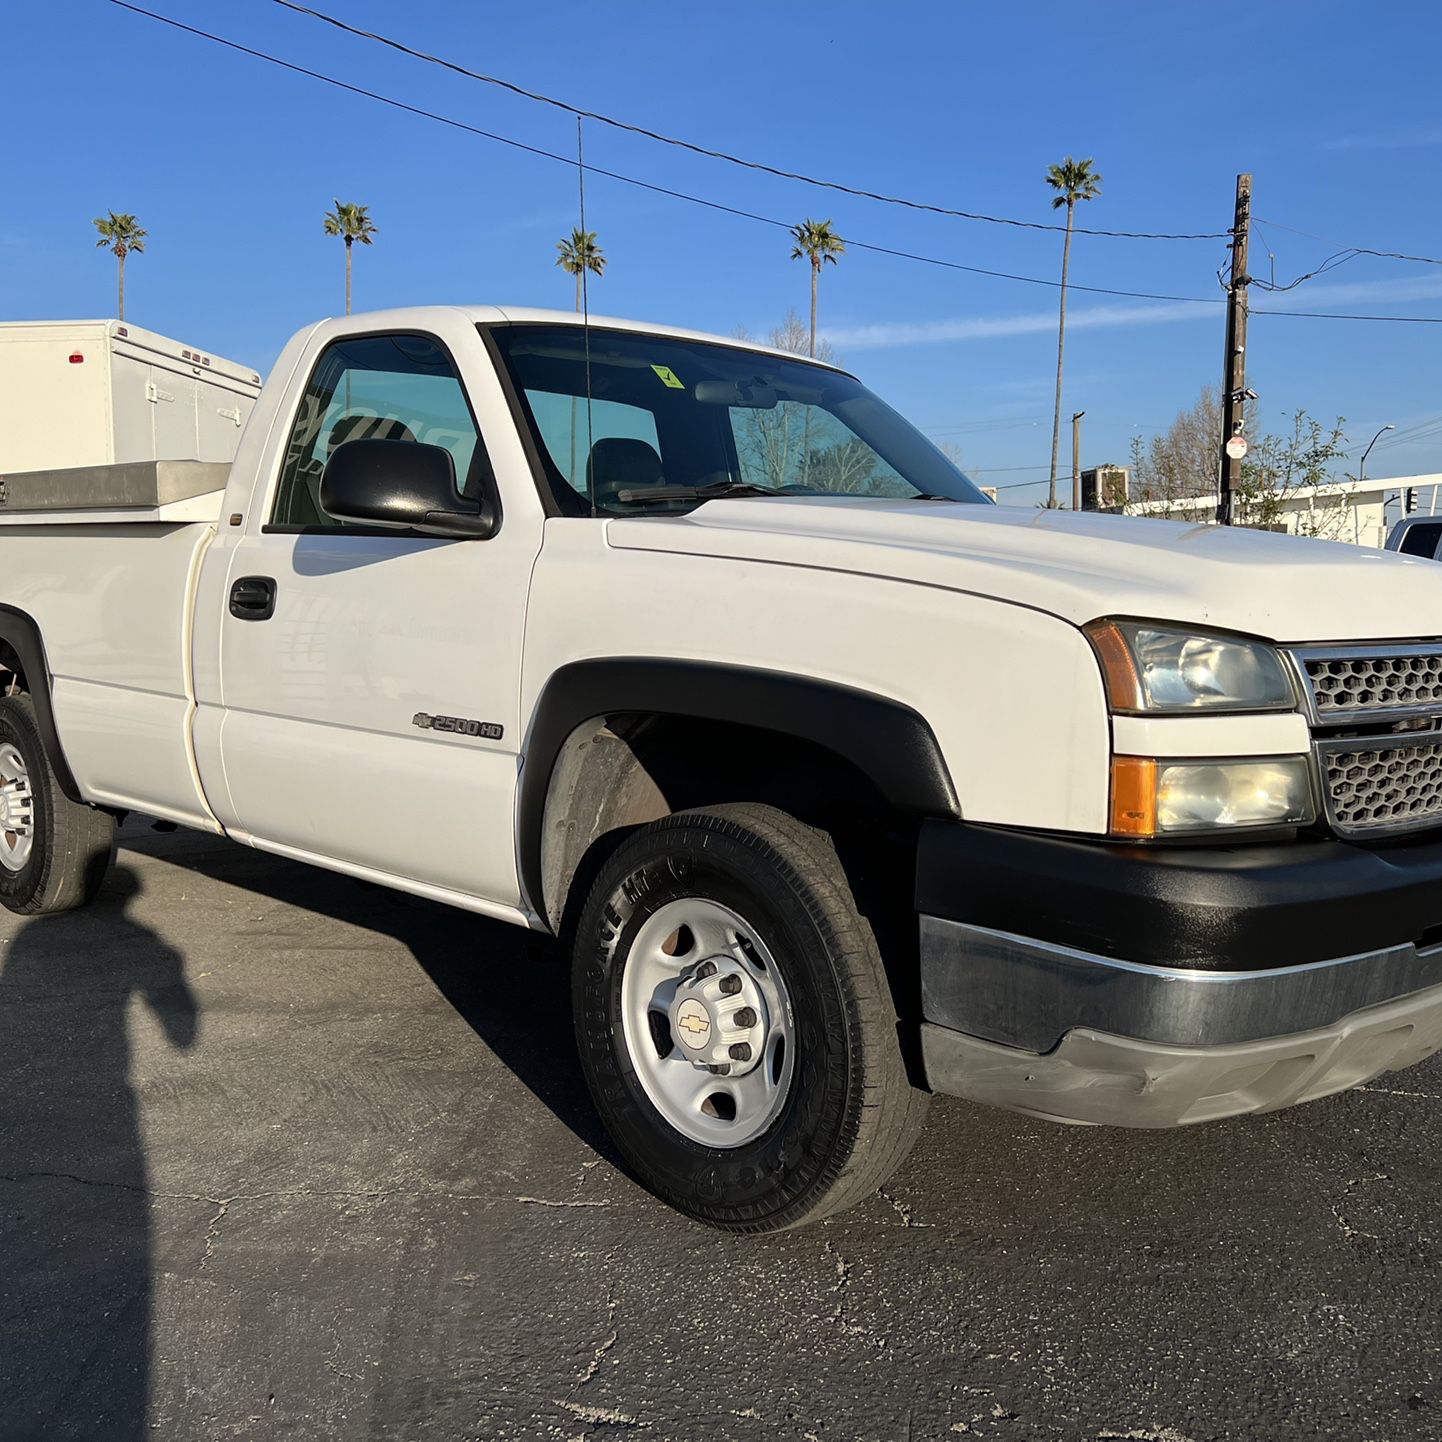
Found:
[694,379,778,410]
[320,438,496,538]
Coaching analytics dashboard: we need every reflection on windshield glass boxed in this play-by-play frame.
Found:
[487,324,989,515]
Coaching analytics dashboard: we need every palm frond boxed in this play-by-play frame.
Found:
[789,218,846,268]
[324,200,378,241]
[92,211,147,254]
[556,227,605,276]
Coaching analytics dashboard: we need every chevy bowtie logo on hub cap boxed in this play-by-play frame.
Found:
[676,998,711,1047]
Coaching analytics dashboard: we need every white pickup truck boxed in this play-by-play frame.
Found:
[5,305,1442,1232]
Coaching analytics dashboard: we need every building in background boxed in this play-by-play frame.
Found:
[1129,480,1395,547]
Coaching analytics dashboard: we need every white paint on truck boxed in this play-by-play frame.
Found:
[5,303,1442,1229]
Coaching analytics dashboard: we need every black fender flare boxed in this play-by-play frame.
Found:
[0,604,83,801]
[518,657,960,924]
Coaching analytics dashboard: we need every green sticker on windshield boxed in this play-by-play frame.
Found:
[651,364,685,389]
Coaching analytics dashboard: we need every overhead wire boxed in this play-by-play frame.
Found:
[107,2,1227,308]
[107,4,1442,328]
[265,0,1230,242]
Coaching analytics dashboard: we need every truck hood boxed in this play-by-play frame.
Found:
[606,496,1442,644]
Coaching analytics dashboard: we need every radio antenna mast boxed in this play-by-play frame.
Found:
[577,116,596,517]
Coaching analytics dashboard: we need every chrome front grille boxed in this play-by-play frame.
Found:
[1317,731,1442,837]
[1292,642,1442,722]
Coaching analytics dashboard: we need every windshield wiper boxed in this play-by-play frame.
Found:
[614,480,786,505]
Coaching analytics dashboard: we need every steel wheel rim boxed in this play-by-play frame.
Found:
[620,897,796,1149]
[0,743,34,873]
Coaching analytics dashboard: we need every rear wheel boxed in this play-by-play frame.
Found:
[572,803,927,1232]
[0,695,114,915]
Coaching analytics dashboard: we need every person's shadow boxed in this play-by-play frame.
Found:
[0,866,197,1442]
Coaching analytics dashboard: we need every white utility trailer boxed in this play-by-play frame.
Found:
[0,320,262,473]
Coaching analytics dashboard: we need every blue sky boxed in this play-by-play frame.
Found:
[7,0,1442,504]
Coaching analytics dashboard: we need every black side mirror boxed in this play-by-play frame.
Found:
[320,438,496,538]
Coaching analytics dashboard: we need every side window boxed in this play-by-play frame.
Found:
[271,333,485,529]
[1398,521,1442,559]
[523,390,661,502]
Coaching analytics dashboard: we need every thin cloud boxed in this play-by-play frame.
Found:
[826,301,1205,351]
[825,274,1442,352]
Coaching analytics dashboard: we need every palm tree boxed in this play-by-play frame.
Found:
[1044,157,1102,508]
[556,229,606,311]
[323,201,378,315]
[92,212,147,322]
[789,219,845,358]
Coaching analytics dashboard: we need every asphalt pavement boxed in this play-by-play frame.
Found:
[1,821,1439,1441]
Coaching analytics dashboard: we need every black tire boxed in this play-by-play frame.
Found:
[0,694,114,916]
[572,803,928,1232]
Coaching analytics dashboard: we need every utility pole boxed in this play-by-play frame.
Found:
[1216,173,1252,525]
[1071,411,1085,510]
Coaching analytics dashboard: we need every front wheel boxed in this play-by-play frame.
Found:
[572,803,927,1232]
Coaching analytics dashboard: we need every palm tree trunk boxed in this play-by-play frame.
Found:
[117,251,125,322]
[809,261,819,358]
[575,270,583,313]
[345,238,353,315]
[1047,202,1075,508]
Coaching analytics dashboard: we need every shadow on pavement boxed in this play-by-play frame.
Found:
[0,866,198,1442]
[141,832,619,1163]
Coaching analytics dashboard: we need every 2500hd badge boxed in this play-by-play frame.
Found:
[411,712,504,741]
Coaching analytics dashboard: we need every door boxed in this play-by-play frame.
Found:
[207,327,537,907]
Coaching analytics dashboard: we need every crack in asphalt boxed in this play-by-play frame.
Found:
[554,1399,648,1429]
[823,1239,885,1350]
[1096,1429,1198,1442]
[574,1290,619,1387]
[0,1170,603,1268]
[877,1187,932,1228]
[514,1195,612,1209]
[1355,1084,1440,1100]
[1330,1171,1390,1243]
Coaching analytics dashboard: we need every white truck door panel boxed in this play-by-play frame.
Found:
[201,320,538,908]
[216,533,523,898]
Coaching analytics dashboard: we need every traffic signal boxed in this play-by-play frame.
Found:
[1407,488,1419,514]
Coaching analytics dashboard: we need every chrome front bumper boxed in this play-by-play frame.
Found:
[920,918,1442,1127]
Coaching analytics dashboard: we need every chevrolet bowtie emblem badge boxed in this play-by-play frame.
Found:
[676,999,711,1046]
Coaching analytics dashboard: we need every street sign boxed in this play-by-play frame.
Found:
[1225,435,1248,460]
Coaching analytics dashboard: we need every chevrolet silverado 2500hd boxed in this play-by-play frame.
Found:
[4,306,1442,1232]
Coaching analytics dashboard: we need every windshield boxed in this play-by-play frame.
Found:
[486,323,990,515]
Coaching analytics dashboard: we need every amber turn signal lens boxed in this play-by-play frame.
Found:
[1084,620,1144,711]
[1110,756,1159,837]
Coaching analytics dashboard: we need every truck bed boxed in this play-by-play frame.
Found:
[0,459,228,525]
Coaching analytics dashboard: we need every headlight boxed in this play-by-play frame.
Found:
[1086,620,1295,713]
[1111,755,1316,837]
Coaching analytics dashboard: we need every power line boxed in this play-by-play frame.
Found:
[107,4,1442,328]
[266,0,1230,243]
[108,2,1224,308]
[1252,307,1442,323]
[1255,217,1442,268]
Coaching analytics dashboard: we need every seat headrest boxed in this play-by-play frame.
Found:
[587,437,663,502]
[326,412,419,453]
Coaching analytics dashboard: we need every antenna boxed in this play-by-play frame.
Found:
[577,116,596,517]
